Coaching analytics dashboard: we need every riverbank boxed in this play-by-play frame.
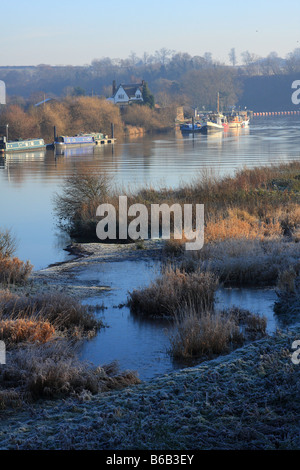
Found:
[0,238,299,449]
[1,326,299,450]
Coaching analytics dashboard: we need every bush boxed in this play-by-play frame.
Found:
[54,169,112,239]
[0,256,32,285]
[0,229,17,258]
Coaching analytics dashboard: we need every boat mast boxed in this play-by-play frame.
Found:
[217,92,219,114]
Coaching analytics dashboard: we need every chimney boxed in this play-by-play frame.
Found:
[141,80,145,87]
[112,80,116,95]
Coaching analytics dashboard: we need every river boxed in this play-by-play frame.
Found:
[0,116,299,379]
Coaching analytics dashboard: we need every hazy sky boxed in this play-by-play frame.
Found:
[1,0,300,66]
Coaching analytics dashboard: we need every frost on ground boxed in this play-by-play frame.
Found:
[0,327,299,450]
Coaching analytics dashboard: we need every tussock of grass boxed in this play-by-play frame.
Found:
[0,256,32,285]
[205,209,283,242]
[180,238,300,287]
[0,340,140,406]
[169,306,267,360]
[0,319,55,344]
[274,268,300,325]
[128,268,218,317]
[0,291,102,339]
[0,228,32,285]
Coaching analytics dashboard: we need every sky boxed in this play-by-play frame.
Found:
[1,0,300,66]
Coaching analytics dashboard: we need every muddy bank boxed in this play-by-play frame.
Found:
[14,240,164,301]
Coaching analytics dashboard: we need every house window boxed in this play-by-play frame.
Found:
[118,94,125,99]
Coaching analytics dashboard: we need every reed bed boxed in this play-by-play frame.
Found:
[169,306,267,360]
[0,340,140,407]
[128,268,218,317]
[53,161,300,246]
[0,291,102,340]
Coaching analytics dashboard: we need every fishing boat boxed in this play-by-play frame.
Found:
[0,136,46,153]
[180,122,202,133]
[200,92,229,133]
[227,113,250,128]
[200,114,228,133]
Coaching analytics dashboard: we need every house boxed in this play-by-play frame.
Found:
[107,80,144,105]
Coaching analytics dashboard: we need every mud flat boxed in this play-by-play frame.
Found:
[14,240,164,300]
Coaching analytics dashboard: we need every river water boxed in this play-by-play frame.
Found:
[0,116,299,379]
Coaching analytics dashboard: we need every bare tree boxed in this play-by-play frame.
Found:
[228,48,237,67]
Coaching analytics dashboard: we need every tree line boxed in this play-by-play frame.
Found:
[0,96,177,143]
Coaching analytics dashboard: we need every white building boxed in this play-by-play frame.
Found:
[0,81,6,105]
[107,80,144,105]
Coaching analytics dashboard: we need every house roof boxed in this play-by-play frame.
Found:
[114,83,143,98]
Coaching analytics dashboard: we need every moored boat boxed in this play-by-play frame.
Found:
[227,113,250,128]
[200,114,228,133]
[180,122,202,133]
[0,137,46,153]
[54,133,103,148]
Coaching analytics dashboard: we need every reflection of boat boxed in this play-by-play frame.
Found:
[180,122,202,133]
[55,145,95,157]
[0,137,45,153]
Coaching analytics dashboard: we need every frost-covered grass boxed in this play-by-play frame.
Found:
[0,328,299,449]
[179,238,300,287]
[0,291,102,339]
[169,306,267,360]
[0,340,140,407]
[127,268,218,317]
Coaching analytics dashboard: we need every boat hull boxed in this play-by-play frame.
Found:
[200,122,223,133]
[0,139,45,153]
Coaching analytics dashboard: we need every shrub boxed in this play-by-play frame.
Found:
[53,169,112,239]
[0,255,32,285]
[0,229,17,258]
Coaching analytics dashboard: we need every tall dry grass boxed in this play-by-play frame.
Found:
[0,291,102,340]
[180,238,300,287]
[0,340,140,406]
[128,267,218,317]
[0,228,32,285]
[169,306,267,360]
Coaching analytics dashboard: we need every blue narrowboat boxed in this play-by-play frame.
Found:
[0,137,46,153]
[54,133,105,148]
